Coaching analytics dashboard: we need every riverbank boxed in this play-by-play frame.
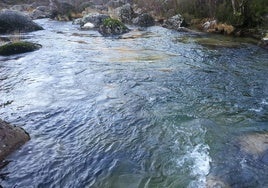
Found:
[1,1,267,46]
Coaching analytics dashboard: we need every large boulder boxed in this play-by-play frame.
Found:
[163,14,186,30]
[0,10,43,34]
[49,0,76,21]
[30,6,51,19]
[0,119,30,162]
[99,18,130,36]
[80,13,110,28]
[0,41,42,56]
[132,13,155,27]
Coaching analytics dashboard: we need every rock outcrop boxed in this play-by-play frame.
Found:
[0,10,43,34]
[0,119,30,162]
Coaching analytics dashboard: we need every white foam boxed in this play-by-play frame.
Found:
[188,144,211,188]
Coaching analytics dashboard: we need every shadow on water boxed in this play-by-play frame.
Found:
[0,19,268,187]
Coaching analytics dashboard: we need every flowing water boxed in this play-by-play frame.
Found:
[0,19,268,187]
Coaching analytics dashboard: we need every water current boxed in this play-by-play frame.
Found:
[0,19,268,187]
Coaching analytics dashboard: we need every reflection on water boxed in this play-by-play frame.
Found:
[0,19,268,187]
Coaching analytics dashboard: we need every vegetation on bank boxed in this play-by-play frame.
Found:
[133,0,268,28]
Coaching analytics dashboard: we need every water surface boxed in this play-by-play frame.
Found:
[0,19,268,187]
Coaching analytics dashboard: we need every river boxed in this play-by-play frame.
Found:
[0,19,268,187]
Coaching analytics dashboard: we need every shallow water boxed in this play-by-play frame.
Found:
[0,19,268,187]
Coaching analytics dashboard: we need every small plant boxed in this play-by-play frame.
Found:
[103,18,128,30]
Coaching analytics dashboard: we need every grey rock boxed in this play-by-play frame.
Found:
[132,13,155,27]
[118,3,135,24]
[49,0,75,20]
[31,6,51,19]
[81,13,110,28]
[163,14,185,30]
[0,10,43,34]
[99,18,129,36]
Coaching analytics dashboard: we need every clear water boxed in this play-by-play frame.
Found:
[0,19,268,187]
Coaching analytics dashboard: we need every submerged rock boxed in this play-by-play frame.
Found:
[132,13,155,27]
[99,18,129,36]
[0,10,43,34]
[0,119,30,162]
[0,41,42,56]
[238,132,268,160]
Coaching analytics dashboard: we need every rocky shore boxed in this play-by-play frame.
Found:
[0,0,267,44]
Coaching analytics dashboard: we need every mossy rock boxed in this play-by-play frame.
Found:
[99,18,130,36]
[0,41,41,56]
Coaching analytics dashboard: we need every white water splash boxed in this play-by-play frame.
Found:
[188,144,211,188]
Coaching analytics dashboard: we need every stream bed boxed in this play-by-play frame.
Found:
[0,19,268,187]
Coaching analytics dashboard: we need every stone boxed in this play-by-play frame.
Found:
[163,14,185,30]
[0,10,43,34]
[117,3,135,24]
[0,41,42,56]
[30,6,51,20]
[81,13,110,28]
[0,119,30,162]
[132,13,155,27]
[238,132,268,158]
[49,0,75,20]
[99,18,129,36]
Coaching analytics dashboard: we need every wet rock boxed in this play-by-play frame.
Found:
[80,13,110,28]
[99,18,129,36]
[0,41,42,56]
[0,119,30,162]
[117,3,135,24]
[132,13,155,27]
[0,10,43,34]
[163,14,186,30]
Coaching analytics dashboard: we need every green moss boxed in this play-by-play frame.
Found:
[103,18,128,30]
[0,41,41,56]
